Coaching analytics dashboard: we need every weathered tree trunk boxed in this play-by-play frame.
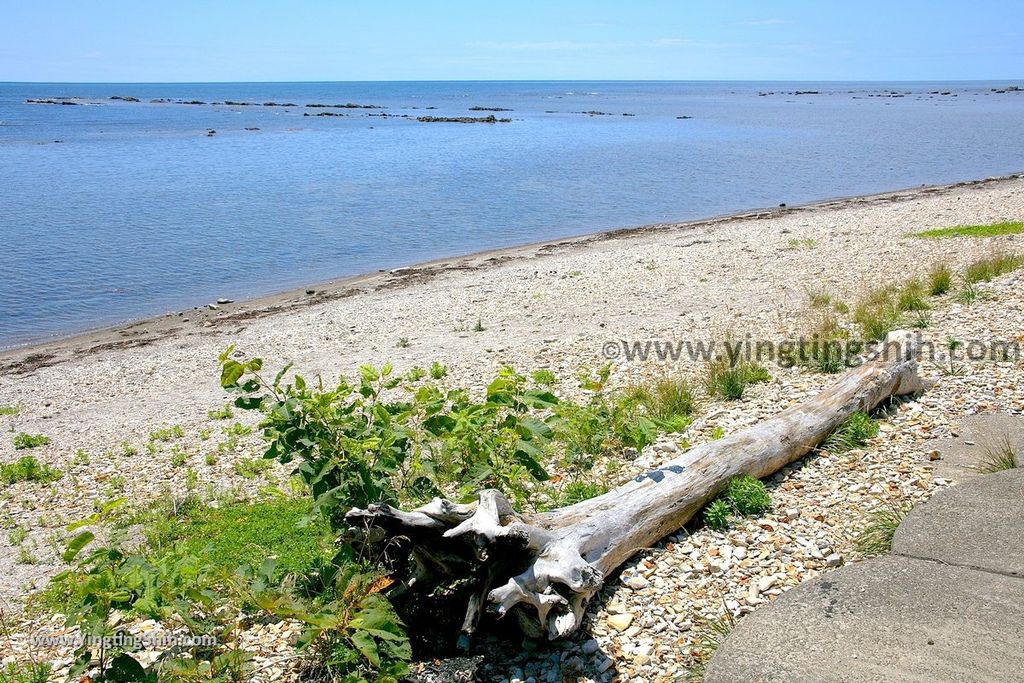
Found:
[347,331,923,644]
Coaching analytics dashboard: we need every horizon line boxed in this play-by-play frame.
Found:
[3,77,1022,85]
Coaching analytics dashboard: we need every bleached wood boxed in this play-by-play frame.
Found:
[347,331,924,641]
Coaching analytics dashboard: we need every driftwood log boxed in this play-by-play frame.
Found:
[347,331,924,646]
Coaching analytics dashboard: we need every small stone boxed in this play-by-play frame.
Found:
[582,639,600,654]
[607,613,634,631]
[825,553,843,567]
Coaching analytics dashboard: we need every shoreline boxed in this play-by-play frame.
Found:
[2,171,1020,374]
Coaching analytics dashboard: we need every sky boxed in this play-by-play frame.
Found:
[1,1,1021,82]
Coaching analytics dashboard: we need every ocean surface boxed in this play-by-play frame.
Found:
[1,80,1023,348]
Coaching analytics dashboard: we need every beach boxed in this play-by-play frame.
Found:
[2,174,1023,679]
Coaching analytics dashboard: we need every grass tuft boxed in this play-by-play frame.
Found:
[977,435,1019,474]
[854,499,910,556]
[914,221,1024,239]
[896,279,930,312]
[824,411,879,453]
[927,263,953,295]
[626,375,697,421]
[703,357,770,400]
[852,285,904,342]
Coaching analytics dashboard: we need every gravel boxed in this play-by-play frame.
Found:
[1,176,1022,679]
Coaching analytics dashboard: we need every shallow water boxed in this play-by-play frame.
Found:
[1,80,1022,348]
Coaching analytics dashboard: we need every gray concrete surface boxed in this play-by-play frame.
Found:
[706,458,1024,683]
[893,468,1024,577]
[928,413,1024,482]
[704,555,1024,683]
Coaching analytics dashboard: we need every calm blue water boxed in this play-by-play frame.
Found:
[1,80,1023,348]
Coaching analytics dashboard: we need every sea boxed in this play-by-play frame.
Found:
[1,80,1022,348]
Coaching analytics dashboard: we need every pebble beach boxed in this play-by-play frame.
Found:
[1,174,1023,681]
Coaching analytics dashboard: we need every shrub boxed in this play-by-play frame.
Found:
[12,433,50,450]
[1,456,62,485]
[824,411,879,453]
[927,263,953,295]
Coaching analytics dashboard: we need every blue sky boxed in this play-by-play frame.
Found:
[2,1,1021,82]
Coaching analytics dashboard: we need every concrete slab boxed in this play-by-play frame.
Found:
[928,413,1024,482]
[704,555,1024,683]
[893,468,1024,577]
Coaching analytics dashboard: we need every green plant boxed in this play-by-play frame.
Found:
[896,279,930,312]
[473,318,485,332]
[964,251,1024,284]
[703,499,732,531]
[823,411,879,453]
[170,449,188,468]
[149,424,185,442]
[208,404,235,420]
[252,557,411,682]
[725,475,772,516]
[927,263,953,295]
[798,311,853,374]
[954,282,981,305]
[703,356,770,400]
[220,349,558,517]
[12,433,50,450]
[396,337,410,348]
[977,435,1019,473]
[626,375,697,424]
[691,608,736,675]
[853,286,904,341]
[531,369,557,386]
[0,661,52,683]
[1,456,62,485]
[429,362,448,380]
[8,526,28,546]
[914,221,1024,239]
[233,457,270,479]
[558,481,608,506]
[17,546,37,565]
[120,440,138,457]
[0,405,20,417]
[72,449,91,466]
[854,499,910,556]
[910,310,931,329]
